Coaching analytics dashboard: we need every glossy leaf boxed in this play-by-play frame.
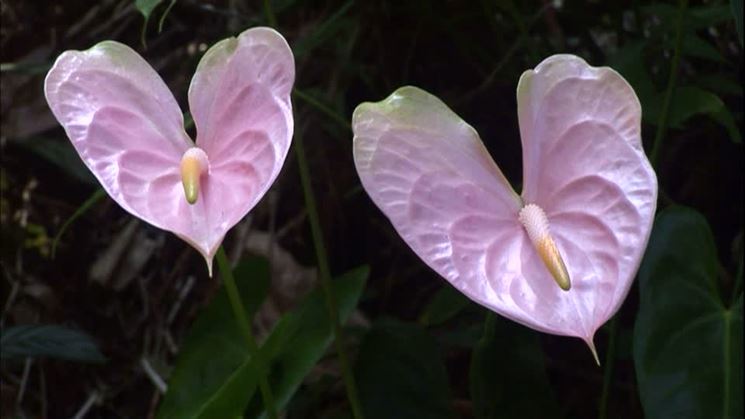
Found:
[634,206,743,419]
[1,324,106,363]
[469,314,558,419]
[355,318,454,419]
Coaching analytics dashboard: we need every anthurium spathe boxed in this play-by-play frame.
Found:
[352,55,657,360]
[44,27,294,275]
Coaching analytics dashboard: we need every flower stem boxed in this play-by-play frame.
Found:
[293,89,350,131]
[263,0,277,28]
[294,131,365,419]
[598,315,618,419]
[215,246,278,419]
[649,0,688,169]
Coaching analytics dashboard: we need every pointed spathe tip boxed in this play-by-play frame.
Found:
[585,336,600,366]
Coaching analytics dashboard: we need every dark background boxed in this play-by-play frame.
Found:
[1,1,742,418]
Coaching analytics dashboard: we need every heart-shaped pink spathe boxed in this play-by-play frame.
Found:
[352,55,657,360]
[44,27,295,275]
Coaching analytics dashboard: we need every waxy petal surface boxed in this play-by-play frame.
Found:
[186,27,295,265]
[517,55,657,341]
[44,40,194,250]
[353,56,657,346]
[44,28,295,272]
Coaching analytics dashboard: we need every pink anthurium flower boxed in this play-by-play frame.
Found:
[352,55,657,361]
[44,27,295,275]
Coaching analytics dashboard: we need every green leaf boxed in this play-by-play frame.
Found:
[249,266,370,418]
[644,4,733,31]
[355,318,454,419]
[469,314,558,419]
[156,262,368,419]
[1,324,106,363]
[634,206,744,419]
[680,33,726,63]
[733,0,744,45]
[645,86,741,143]
[419,284,472,326]
[134,0,176,44]
[155,257,272,419]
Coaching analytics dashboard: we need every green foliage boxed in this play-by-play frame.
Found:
[733,0,744,45]
[469,314,558,419]
[135,0,177,44]
[156,260,368,419]
[634,207,743,419]
[646,86,741,143]
[155,257,271,419]
[248,266,369,418]
[1,324,106,363]
[418,284,472,326]
[355,318,454,419]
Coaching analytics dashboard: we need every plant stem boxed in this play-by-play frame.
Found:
[294,131,365,419]
[598,316,618,419]
[263,0,277,28]
[649,0,688,169]
[293,89,350,131]
[216,246,278,419]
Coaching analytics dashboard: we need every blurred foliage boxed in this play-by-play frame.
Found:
[0,0,742,418]
[1,324,106,363]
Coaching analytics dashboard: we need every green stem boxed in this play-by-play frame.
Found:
[263,0,277,28]
[294,132,365,419]
[216,247,278,419]
[649,0,688,169]
[52,189,106,258]
[293,89,350,131]
[598,316,618,419]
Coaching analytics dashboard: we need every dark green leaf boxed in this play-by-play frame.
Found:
[644,4,733,31]
[733,0,744,45]
[645,86,741,143]
[1,324,106,363]
[680,34,726,63]
[249,266,369,418]
[157,262,368,419]
[469,314,558,419]
[155,257,272,419]
[419,284,472,326]
[634,206,743,419]
[135,0,164,20]
[355,318,454,419]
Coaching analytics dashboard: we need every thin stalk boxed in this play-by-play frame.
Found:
[216,246,278,419]
[293,89,350,131]
[649,0,688,169]
[598,316,619,419]
[263,0,277,28]
[294,132,365,419]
